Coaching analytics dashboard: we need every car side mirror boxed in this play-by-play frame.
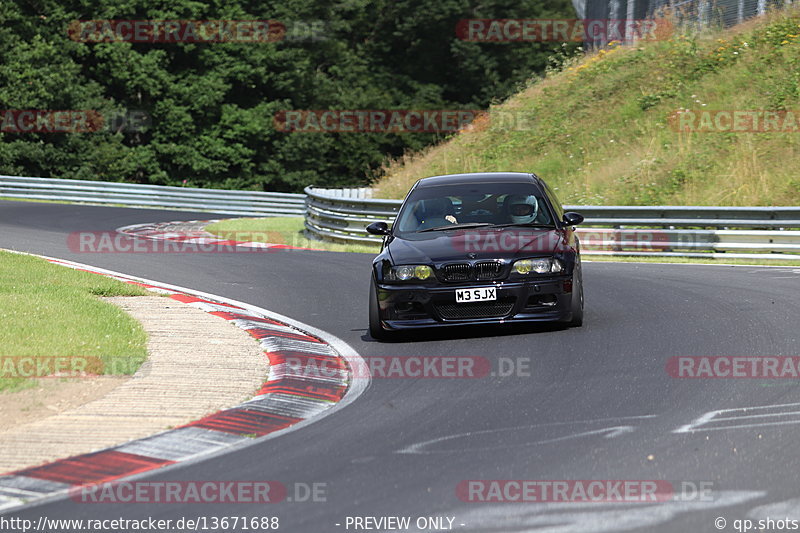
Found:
[366,221,391,236]
[563,212,584,226]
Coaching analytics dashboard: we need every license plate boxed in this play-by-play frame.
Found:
[455,287,497,303]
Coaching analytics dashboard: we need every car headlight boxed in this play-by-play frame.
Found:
[388,264,433,281]
[512,258,564,275]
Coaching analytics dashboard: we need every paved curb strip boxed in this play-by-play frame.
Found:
[117,220,309,251]
[0,253,369,513]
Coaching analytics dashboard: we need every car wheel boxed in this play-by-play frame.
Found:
[369,279,391,340]
[567,270,584,327]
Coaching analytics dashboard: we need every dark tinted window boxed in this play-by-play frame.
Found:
[395,182,554,236]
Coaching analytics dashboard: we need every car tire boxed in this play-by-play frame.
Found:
[369,279,391,340]
[567,269,584,327]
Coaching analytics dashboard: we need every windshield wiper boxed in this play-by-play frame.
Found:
[488,223,556,229]
[418,222,494,232]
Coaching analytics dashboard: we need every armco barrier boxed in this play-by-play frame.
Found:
[304,186,800,259]
[305,186,401,244]
[0,175,305,216]
[3,176,798,259]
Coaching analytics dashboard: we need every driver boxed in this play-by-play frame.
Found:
[504,194,539,224]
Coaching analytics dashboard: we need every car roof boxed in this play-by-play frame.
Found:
[414,172,540,189]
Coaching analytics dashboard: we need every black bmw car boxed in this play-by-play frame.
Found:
[366,172,585,340]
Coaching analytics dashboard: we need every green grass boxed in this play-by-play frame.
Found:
[205,217,382,254]
[374,8,800,207]
[0,251,148,393]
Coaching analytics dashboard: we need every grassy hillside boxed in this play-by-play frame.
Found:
[374,8,800,206]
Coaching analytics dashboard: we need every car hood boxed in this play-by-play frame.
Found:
[387,228,569,264]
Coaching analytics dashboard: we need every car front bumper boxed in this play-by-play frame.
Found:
[376,276,574,331]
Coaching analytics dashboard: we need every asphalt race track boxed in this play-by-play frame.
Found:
[2,199,800,532]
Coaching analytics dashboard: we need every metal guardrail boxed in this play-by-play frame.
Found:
[0,175,306,216]
[3,177,798,259]
[304,186,800,259]
[305,187,403,243]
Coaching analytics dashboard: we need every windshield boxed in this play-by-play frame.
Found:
[394,182,554,236]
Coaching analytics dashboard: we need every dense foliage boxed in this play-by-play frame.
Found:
[0,0,575,191]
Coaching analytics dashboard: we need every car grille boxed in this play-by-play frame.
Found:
[435,299,515,320]
[438,261,504,282]
[440,263,472,282]
[475,261,503,280]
